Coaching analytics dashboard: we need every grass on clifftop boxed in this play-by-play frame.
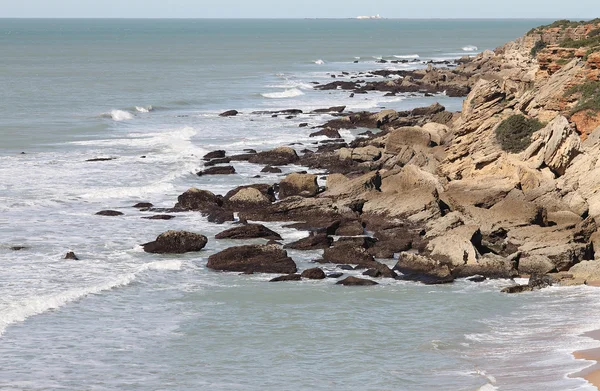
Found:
[564,81,600,116]
[495,115,544,153]
[560,36,600,49]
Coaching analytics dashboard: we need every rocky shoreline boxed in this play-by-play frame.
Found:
[93,19,600,293]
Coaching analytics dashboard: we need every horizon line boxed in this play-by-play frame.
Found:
[0,17,589,20]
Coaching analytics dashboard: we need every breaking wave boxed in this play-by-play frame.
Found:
[261,88,305,99]
[462,45,479,52]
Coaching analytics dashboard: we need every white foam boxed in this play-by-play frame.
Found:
[462,45,479,52]
[135,105,153,113]
[261,88,305,99]
[0,272,136,336]
[393,54,420,59]
[142,260,183,271]
[314,59,325,65]
[0,260,183,336]
[108,109,133,121]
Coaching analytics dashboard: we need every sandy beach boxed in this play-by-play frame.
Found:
[573,330,600,390]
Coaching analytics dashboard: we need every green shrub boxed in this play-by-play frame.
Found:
[530,40,547,57]
[495,115,544,153]
[589,28,600,38]
[564,80,600,115]
[560,36,600,48]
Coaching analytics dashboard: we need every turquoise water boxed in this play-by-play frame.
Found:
[1,19,599,390]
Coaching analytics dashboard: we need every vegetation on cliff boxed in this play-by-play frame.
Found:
[495,115,544,153]
[565,80,600,116]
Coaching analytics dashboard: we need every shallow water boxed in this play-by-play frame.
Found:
[1,18,598,390]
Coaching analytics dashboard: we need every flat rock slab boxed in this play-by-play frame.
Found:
[336,276,378,286]
[95,210,124,216]
[270,274,302,282]
[142,215,176,220]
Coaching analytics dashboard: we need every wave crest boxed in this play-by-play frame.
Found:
[462,45,478,52]
[261,88,304,99]
[314,59,325,65]
[105,110,133,121]
[135,105,153,113]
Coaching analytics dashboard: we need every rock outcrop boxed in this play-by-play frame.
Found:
[143,231,208,254]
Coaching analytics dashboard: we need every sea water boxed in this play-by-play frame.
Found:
[1,18,599,390]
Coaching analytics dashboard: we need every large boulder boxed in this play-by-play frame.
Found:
[197,166,236,176]
[278,173,319,198]
[142,230,208,254]
[175,188,222,211]
[224,186,273,210]
[567,260,600,284]
[215,224,282,240]
[203,150,226,160]
[248,146,299,166]
[393,253,454,284]
[206,244,297,274]
[301,267,327,279]
[284,233,332,250]
[452,253,519,279]
[322,242,376,268]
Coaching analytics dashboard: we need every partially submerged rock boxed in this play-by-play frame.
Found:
[215,224,282,240]
[206,244,297,274]
[336,276,379,286]
[95,210,123,216]
[142,230,208,254]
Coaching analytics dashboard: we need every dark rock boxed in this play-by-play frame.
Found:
[247,147,299,166]
[311,106,346,114]
[466,275,487,283]
[197,166,236,176]
[10,246,28,251]
[301,267,326,280]
[309,128,342,138]
[64,251,79,260]
[95,210,124,216]
[203,157,232,167]
[501,285,533,294]
[322,243,377,267]
[133,202,153,209]
[334,220,364,236]
[299,123,309,128]
[203,150,227,160]
[393,253,455,284]
[327,272,344,278]
[86,157,116,162]
[528,274,553,289]
[270,274,302,282]
[361,262,397,278]
[244,149,257,154]
[337,264,355,270]
[252,109,303,115]
[410,103,445,116]
[142,214,176,220]
[336,276,378,286]
[261,165,283,174]
[215,224,282,240]
[206,209,235,224]
[284,233,332,250]
[207,244,297,274]
[219,110,238,117]
[175,188,223,211]
[142,230,208,254]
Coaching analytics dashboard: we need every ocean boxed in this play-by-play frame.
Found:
[1,18,600,390]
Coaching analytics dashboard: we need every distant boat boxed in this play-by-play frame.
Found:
[356,14,383,20]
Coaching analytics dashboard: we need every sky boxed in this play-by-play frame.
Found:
[1,0,598,19]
